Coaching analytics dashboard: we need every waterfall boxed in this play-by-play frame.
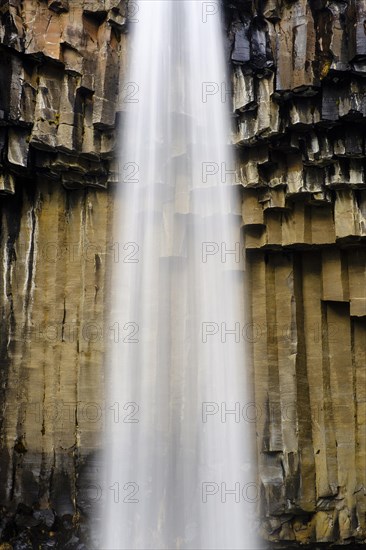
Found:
[99,1,259,548]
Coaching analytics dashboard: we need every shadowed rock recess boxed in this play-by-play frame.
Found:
[0,0,365,548]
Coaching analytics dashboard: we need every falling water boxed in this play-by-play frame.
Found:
[100,1,259,548]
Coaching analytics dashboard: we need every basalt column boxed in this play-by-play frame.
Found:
[227,0,366,544]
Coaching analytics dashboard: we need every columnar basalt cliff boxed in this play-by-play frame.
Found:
[0,0,365,548]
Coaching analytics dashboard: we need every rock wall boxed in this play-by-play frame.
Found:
[226,1,366,544]
[0,1,123,546]
[0,0,365,547]
[0,180,112,547]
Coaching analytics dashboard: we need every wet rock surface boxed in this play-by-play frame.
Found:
[0,0,365,548]
[225,0,366,247]
[226,3,366,545]
[0,504,90,549]
[0,0,125,190]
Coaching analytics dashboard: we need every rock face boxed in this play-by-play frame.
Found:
[226,1,366,544]
[0,1,123,546]
[0,0,125,190]
[0,0,365,547]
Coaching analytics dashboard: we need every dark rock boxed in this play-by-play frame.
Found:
[231,19,251,64]
[32,510,55,529]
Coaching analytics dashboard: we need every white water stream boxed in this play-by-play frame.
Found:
[100,1,259,548]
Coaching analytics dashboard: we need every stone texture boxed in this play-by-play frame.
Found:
[0,179,112,544]
[0,0,365,548]
[224,1,366,544]
[0,0,125,190]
